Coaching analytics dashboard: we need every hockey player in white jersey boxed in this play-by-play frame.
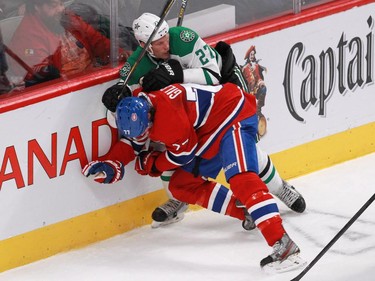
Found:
[102,13,306,228]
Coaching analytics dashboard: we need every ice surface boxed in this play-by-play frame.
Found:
[1,153,374,281]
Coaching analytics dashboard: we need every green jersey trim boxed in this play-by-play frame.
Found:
[119,46,158,86]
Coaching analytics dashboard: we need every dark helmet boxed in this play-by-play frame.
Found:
[116,97,151,138]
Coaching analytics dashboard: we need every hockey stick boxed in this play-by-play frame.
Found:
[177,0,188,26]
[120,0,176,97]
[291,193,375,281]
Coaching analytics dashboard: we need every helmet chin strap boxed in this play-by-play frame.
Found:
[141,41,156,57]
[147,44,156,57]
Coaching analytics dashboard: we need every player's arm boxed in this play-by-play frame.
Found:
[119,46,158,88]
[154,135,198,172]
[82,136,146,184]
[136,130,198,177]
[141,27,222,92]
[135,89,199,175]
[102,47,157,112]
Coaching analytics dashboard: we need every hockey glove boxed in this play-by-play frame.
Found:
[142,59,183,92]
[82,160,125,184]
[215,41,236,84]
[102,81,132,112]
[135,150,162,177]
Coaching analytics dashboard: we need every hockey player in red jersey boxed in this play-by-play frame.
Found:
[82,82,305,270]
[102,13,306,228]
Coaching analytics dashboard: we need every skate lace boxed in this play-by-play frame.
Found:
[272,241,283,259]
[277,181,299,207]
[159,199,184,216]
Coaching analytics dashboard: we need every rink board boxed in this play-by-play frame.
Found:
[1,0,375,273]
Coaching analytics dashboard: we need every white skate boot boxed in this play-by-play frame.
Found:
[276,180,306,213]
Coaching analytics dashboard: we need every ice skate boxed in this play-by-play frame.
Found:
[236,200,256,231]
[260,233,306,273]
[276,180,306,213]
[151,199,189,228]
[242,210,256,231]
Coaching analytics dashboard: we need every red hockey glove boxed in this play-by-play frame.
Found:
[142,59,183,92]
[82,160,125,184]
[135,150,162,177]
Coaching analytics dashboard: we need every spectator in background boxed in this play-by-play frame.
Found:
[72,0,140,28]
[0,0,26,19]
[0,5,11,94]
[8,0,130,88]
[65,2,138,52]
[0,29,11,94]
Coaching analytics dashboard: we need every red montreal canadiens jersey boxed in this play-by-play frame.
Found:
[138,83,257,172]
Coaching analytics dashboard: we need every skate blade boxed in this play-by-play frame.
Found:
[262,253,307,274]
[151,213,185,229]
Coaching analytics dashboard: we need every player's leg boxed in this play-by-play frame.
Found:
[146,142,188,228]
[106,116,190,228]
[232,66,306,213]
[152,147,306,229]
[168,167,249,223]
[223,116,304,270]
[151,170,189,228]
[256,144,306,213]
[230,172,303,270]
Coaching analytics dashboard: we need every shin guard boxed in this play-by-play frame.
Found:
[169,169,244,220]
[230,172,285,245]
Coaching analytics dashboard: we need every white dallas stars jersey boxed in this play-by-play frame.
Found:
[119,26,222,88]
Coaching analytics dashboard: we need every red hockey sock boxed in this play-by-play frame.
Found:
[230,172,285,245]
[225,196,246,220]
[169,169,244,220]
[257,215,285,246]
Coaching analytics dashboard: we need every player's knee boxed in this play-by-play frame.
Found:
[168,169,196,199]
[168,174,183,199]
[229,172,269,205]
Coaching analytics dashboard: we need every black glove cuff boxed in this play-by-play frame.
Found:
[142,59,184,92]
[162,59,184,83]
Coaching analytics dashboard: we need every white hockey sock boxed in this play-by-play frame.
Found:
[256,145,283,195]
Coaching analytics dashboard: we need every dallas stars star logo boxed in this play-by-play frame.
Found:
[120,62,131,77]
[180,30,195,42]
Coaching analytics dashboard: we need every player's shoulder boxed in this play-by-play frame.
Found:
[169,26,200,43]
[119,47,154,84]
[151,84,186,102]
[169,26,201,56]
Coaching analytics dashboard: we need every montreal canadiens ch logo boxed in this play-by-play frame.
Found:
[131,113,138,121]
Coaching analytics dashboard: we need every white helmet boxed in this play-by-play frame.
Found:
[132,13,169,44]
